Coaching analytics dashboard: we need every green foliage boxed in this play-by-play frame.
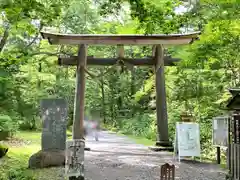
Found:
[0,115,17,134]
[119,114,156,140]
[7,168,36,180]
[0,0,72,131]
[0,0,70,25]
[99,0,184,33]
[0,0,239,167]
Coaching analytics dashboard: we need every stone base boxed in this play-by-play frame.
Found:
[225,173,232,180]
[149,141,174,152]
[155,141,172,147]
[84,147,91,151]
[149,146,174,152]
[69,176,84,180]
[28,149,65,169]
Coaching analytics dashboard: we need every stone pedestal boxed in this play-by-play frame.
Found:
[149,142,174,152]
[149,138,173,152]
[69,177,84,180]
[28,150,65,169]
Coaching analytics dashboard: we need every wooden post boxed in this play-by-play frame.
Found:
[72,44,87,140]
[160,163,175,180]
[70,44,87,180]
[155,45,171,147]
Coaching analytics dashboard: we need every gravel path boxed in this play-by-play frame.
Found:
[83,131,226,180]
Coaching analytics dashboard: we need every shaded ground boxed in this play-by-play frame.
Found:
[0,131,226,180]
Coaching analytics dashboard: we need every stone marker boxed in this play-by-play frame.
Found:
[28,98,68,169]
[66,139,85,179]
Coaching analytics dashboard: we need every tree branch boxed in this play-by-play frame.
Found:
[84,68,108,86]
[25,23,43,49]
[29,52,59,57]
[16,51,73,59]
[0,26,10,53]
[25,34,40,48]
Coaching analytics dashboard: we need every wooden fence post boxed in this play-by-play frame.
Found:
[160,163,175,180]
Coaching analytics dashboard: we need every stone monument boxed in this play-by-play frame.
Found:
[28,98,68,169]
[41,99,67,150]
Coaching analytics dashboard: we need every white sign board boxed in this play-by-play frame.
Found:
[212,116,228,147]
[65,139,85,178]
[174,122,201,161]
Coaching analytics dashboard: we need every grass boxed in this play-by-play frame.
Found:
[16,131,41,144]
[0,131,65,180]
[118,133,155,146]
[0,133,40,179]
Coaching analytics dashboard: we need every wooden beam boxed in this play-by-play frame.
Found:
[41,31,201,45]
[58,56,180,66]
[72,44,87,140]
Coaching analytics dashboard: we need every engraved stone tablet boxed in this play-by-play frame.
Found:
[65,139,85,177]
[40,99,68,151]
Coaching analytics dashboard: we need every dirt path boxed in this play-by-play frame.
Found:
[83,131,226,180]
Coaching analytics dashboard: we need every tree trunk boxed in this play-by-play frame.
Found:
[100,68,106,124]
[37,62,42,88]
[130,68,135,117]
[0,26,9,53]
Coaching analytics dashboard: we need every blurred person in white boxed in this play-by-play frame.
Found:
[84,115,100,141]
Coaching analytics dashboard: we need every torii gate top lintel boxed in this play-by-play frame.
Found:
[40,31,201,45]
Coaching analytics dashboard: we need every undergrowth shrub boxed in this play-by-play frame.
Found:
[7,168,36,180]
[0,115,18,139]
[120,113,155,138]
[18,116,41,131]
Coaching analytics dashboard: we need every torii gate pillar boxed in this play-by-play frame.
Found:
[69,44,87,180]
[152,45,173,151]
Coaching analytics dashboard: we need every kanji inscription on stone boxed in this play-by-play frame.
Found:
[40,98,68,151]
[65,139,85,178]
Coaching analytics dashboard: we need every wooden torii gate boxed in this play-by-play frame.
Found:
[41,32,200,179]
[41,31,200,145]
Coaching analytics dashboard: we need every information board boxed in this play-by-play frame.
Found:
[212,116,228,147]
[174,122,201,162]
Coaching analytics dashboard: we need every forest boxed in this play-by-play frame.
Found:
[0,0,240,177]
